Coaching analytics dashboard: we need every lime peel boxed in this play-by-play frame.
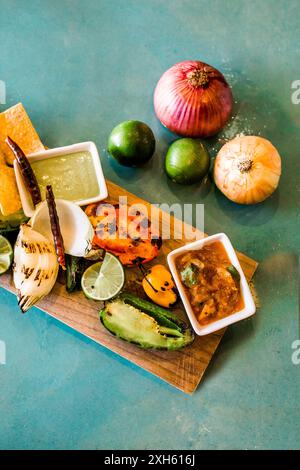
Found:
[81,253,125,301]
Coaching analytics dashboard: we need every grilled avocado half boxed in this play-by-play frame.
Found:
[100,293,194,350]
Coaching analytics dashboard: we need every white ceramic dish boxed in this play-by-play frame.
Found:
[167,233,256,336]
[14,141,108,217]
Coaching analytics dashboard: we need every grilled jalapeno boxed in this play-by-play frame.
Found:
[100,293,194,350]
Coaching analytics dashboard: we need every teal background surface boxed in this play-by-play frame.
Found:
[0,0,299,449]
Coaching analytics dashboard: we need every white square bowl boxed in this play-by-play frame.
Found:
[167,233,256,336]
[14,141,108,217]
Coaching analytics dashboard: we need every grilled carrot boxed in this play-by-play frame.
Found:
[6,136,41,206]
[46,185,66,270]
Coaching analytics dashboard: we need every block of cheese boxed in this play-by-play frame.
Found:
[0,103,44,165]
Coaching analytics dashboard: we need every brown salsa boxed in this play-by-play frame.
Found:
[176,241,244,326]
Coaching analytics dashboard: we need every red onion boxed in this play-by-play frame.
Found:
[154,60,233,138]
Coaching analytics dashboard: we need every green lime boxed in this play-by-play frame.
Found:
[108,120,155,166]
[165,138,210,184]
[0,235,13,274]
[81,252,125,301]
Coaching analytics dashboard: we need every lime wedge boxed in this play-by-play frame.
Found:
[81,253,125,301]
[0,235,13,274]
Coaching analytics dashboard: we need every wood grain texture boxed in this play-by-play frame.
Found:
[0,180,258,394]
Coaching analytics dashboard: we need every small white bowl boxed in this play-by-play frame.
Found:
[167,233,256,336]
[14,141,108,217]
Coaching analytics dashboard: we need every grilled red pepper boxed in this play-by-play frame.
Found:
[46,185,66,270]
[6,136,41,206]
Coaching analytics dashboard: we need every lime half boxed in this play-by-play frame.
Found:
[0,235,13,274]
[81,253,125,301]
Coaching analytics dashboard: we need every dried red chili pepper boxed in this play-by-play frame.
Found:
[5,136,41,206]
[46,185,66,270]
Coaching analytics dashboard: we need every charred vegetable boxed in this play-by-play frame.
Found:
[66,255,89,293]
[85,202,161,266]
[100,293,194,350]
[140,264,177,308]
[120,292,183,329]
[13,224,59,313]
[6,136,41,206]
[46,185,66,270]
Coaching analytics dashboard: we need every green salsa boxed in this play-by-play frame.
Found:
[31,151,100,202]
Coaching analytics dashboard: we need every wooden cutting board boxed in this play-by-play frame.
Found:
[0,180,258,394]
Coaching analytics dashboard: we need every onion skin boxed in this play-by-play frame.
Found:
[214,136,282,205]
[154,60,233,138]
